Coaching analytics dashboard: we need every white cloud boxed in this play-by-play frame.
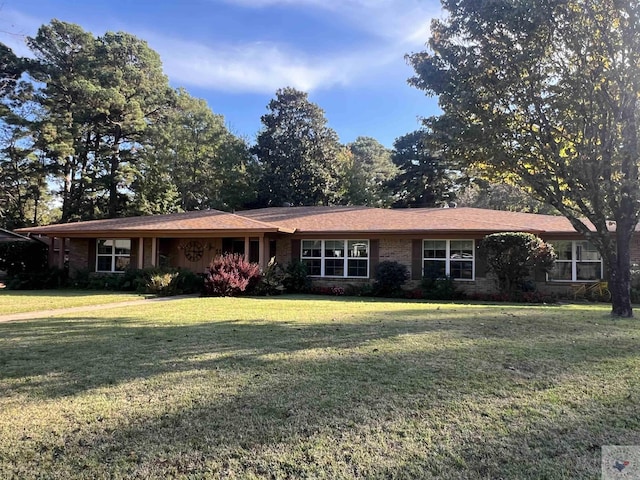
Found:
[0,1,441,95]
[219,0,440,46]
[149,0,441,94]
[147,35,400,94]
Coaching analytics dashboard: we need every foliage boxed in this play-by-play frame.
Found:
[252,87,341,206]
[0,240,48,277]
[387,130,458,208]
[253,257,286,296]
[70,267,202,295]
[204,253,261,297]
[4,267,66,290]
[457,181,559,215]
[26,20,174,221]
[335,137,397,207]
[421,276,464,300]
[283,260,311,293]
[481,233,556,298]
[373,260,409,296]
[132,89,256,214]
[408,0,640,316]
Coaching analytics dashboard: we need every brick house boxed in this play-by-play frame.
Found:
[16,206,629,295]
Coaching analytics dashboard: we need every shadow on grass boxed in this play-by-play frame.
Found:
[1,302,639,478]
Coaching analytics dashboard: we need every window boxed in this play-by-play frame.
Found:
[423,239,474,280]
[96,239,131,272]
[548,240,602,281]
[301,240,369,277]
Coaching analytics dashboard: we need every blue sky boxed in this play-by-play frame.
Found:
[1,0,443,148]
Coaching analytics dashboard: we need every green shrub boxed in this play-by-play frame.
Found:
[374,261,409,297]
[421,276,464,300]
[254,257,286,296]
[146,272,180,296]
[283,260,311,293]
[5,267,67,290]
[481,232,556,299]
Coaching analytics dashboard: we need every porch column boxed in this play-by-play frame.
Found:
[151,237,157,267]
[58,237,66,269]
[258,235,265,268]
[48,236,55,267]
[138,237,144,269]
[244,236,250,261]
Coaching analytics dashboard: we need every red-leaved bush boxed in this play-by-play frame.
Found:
[204,253,261,296]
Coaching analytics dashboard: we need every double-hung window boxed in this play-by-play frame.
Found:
[301,240,369,278]
[548,240,602,281]
[423,240,474,280]
[96,239,131,272]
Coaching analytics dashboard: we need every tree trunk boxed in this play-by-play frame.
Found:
[609,226,633,317]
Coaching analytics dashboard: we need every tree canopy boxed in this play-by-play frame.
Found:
[408,0,640,316]
[252,87,341,207]
[388,130,457,208]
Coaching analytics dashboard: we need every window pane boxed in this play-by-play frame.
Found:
[114,239,131,255]
[325,240,344,258]
[577,262,601,281]
[552,241,572,261]
[97,256,112,272]
[325,258,344,276]
[348,241,368,258]
[424,260,446,279]
[424,240,446,259]
[576,241,600,261]
[302,240,321,258]
[302,259,321,276]
[115,256,130,272]
[347,259,368,277]
[450,240,473,259]
[97,239,113,254]
[549,262,572,281]
[451,260,473,279]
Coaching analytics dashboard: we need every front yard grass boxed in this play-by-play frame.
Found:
[0,296,638,479]
[0,290,146,315]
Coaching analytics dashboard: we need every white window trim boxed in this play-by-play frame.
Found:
[423,239,475,281]
[96,238,131,273]
[548,240,603,282]
[301,239,370,278]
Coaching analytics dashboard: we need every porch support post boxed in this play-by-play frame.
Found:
[138,237,144,269]
[49,236,56,267]
[151,237,157,267]
[244,236,250,261]
[258,235,265,269]
[58,237,66,269]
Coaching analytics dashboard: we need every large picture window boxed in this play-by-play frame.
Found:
[548,240,602,281]
[423,239,474,280]
[301,240,369,278]
[96,239,131,273]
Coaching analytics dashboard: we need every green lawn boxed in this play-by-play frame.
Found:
[0,295,638,479]
[0,290,146,315]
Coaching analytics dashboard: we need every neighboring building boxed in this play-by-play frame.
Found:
[16,206,628,295]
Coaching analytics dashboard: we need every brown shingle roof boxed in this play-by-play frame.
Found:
[16,206,595,237]
[16,209,290,237]
[240,206,585,234]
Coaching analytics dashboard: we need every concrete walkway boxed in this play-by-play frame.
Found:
[0,294,198,323]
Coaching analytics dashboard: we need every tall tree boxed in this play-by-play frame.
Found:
[336,136,397,206]
[388,130,457,208]
[457,181,558,215]
[132,89,256,213]
[252,87,341,206]
[26,20,173,221]
[408,0,640,316]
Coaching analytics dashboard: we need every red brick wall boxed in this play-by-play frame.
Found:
[68,238,90,275]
